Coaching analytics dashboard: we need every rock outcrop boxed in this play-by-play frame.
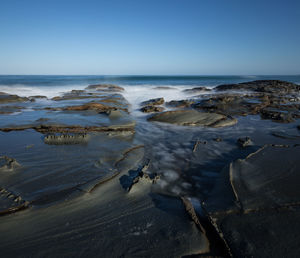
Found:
[140,105,164,113]
[0,156,21,172]
[0,92,29,104]
[183,87,211,94]
[203,145,300,257]
[85,84,124,92]
[141,97,165,106]
[216,80,300,93]
[148,110,237,128]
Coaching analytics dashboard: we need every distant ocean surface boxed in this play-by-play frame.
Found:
[0,75,299,99]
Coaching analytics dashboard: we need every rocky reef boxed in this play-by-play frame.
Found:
[0,79,300,257]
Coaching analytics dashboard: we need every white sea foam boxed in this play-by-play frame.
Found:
[0,84,86,98]
[122,84,212,116]
[0,83,213,102]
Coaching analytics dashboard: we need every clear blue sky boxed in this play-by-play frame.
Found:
[0,0,299,75]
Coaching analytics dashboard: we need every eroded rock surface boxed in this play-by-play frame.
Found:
[183,87,211,94]
[0,187,30,216]
[140,105,164,113]
[0,92,29,104]
[141,97,164,106]
[44,134,89,145]
[166,99,195,108]
[203,145,300,257]
[148,110,237,128]
[0,88,134,134]
[190,80,300,123]
[0,156,21,172]
[216,80,300,93]
[85,84,124,92]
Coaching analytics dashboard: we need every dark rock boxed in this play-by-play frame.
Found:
[203,145,300,257]
[0,92,29,104]
[183,87,211,94]
[85,84,124,92]
[141,97,164,106]
[120,160,160,192]
[140,105,164,113]
[70,90,85,94]
[29,95,48,99]
[153,86,176,90]
[237,137,252,147]
[193,93,269,116]
[35,118,50,122]
[260,108,295,123]
[148,110,237,128]
[0,187,30,216]
[216,80,300,94]
[166,99,195,108]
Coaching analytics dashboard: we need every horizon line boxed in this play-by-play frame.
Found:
[0,74,299,77]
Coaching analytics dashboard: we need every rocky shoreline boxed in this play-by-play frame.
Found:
[0,80,300,257]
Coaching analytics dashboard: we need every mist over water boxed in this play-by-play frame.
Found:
[0,74,299,102]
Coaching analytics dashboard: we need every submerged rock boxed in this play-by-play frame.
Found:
[0,156,21,172]
[237,137,252,147]
[0,106,23,114]
[213,137,223,142]
[148,110,237,128]
[193,140,207,152]
[271,131,300,139]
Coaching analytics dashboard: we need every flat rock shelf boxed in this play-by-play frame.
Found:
[0,80,300,257]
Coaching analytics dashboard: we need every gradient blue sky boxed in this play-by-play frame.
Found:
[0,0,299,75]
